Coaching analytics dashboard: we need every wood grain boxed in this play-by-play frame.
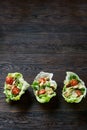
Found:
[0,33,87,54]
[0,0,87,129]
[0,111,87,130]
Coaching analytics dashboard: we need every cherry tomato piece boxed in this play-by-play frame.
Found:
[12,86,20,95]
[6,76,14,85]
[70,79,78,86]
[75,90,82,97]
[39,78,46,84]
[39,89,46,95]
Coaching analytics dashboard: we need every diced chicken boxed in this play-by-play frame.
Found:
[6,84,12,90]
[64,92,70,97]
[45,87,53,95]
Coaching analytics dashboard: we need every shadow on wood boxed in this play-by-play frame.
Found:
[9,90,33,112]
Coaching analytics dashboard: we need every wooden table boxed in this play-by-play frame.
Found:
[0,0,87,129]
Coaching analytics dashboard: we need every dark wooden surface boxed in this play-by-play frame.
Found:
[0,0,87,129]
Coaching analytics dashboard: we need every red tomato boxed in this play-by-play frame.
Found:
[12,86,20,95]
[75,90,82,97]
[39,89,46,95]
[70,79,78,86]
[39,78,46,84]
[6,76,14,85]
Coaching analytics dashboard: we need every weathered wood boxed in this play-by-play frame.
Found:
[0,111,87,130]
[0,33,87,54]
[0,0,87,129]
[0,53,86,86]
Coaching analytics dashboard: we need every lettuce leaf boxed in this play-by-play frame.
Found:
[4,72,30,102]
[62,72,86,103]
[32,71,57,103]
[35,92,56,103]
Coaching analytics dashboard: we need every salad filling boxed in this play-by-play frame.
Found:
[32,71,57,103]
[62,72,86,103]
[4,72,29,102]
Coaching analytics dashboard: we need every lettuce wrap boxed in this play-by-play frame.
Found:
[32,71,57,103]
[62,72,86,103]
[4,72,29,102]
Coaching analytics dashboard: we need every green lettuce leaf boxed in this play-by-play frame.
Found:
[32,71,57,103]
[35,92,56,103]
[62,72,86,103]
[4,72,30,102]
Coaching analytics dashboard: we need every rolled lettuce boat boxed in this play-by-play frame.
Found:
[32,71,57,103]
[62,72,86,103]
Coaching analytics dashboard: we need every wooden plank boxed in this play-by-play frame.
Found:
[0,33,87,54]
[0,54,86,81]
[0,111,87,130]
[0,0,87,129]
[0,0,87,25]
[0,53,86,83]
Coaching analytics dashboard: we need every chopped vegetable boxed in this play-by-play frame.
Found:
[39,89,46,95]
[12,86,20,95]
[39,78,46,84]
[66,79,78,87]
[70,79,78,86]
[6,76,14,85]
[75,89,82,97]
